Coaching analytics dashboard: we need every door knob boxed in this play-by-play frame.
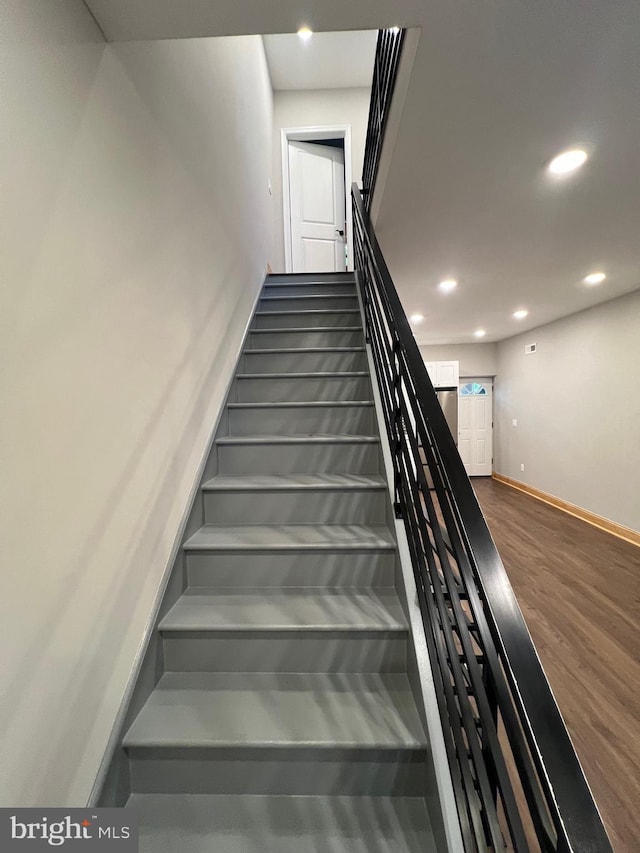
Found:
[335,229,344,236]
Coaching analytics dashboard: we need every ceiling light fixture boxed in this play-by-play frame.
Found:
[474,329,486,338]
[410,314,424,324]
[439,279,458,292]
[583,271,606,285]
[297,26,313,41]
[513,309,528,319]
[548,148,588,175]
[390,26,400,34]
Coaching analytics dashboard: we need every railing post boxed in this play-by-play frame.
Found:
[353,214,371,346]
[364,305,370,344]
[391,337,403,518]
[362,273,370,345]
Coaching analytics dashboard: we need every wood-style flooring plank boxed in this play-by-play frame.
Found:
[473,477,640,853]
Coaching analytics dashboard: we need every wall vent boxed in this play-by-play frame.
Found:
[525,342,537,354]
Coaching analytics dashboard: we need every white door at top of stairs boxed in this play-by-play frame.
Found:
[288,140,346,274]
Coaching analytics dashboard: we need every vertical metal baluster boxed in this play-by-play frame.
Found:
[482,662,500,841]
[364,278,371,345]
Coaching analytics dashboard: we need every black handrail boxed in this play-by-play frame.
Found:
[352,183,613,853]
[362,27,405,210]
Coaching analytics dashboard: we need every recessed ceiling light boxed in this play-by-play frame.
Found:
[583,271,606,285]
[439,279,458,292]
[513,309,528,319]
[474,329,486,338]
[548,148,588,175]
[410,314,424,324]
[297,26,313,41]
[390,26,400,34]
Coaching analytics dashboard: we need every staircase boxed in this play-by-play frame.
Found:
[122,273,438,851]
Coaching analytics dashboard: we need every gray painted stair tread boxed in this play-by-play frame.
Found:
[185,525,396,551]
[256,309,361,315]
[260,292,356,297]
[261,294,357,300]
[202,474,386,491]
[159,590,407,632]
[266,275,355,281]
[251,326,363,332]
[266,273,355,281]
[217,434,379,445]
[237,371,369,379]
[127,794,435,853]
[227,401,373,408]
[263,285,357,291]
[246,347,365,353]
[123,672,427,748]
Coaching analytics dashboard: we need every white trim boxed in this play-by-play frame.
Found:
[281,125,354,274]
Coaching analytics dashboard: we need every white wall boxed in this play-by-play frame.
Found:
[495,291,640,531]
[271,87,371,272]
[0,0,273,806]
[419,343,497,377]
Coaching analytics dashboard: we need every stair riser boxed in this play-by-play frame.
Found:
[235,376,371,403]
[228,405,375,436]
[266,273,355,285]
[263,284,357,297]
[240,350,367,374]
[127,795,436,852]
[253,312,361,329]
[129,748,428,796]
[162,633,406,673]
[248,330,364,349]
[259,296,359,312]
[203,489,386,525]
[186,551,395,588]
[217,442,380,476]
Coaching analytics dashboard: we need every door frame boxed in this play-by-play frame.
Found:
[281,125,354,273]
[458,377,494,477]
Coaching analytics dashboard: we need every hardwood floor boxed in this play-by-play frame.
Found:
[472,477,640,853]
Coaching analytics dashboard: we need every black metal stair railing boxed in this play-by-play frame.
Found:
[352,184,613,853]
[362,27,405,210]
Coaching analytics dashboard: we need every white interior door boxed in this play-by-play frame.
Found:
[458,380,493,476]
[288,141,346,273]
